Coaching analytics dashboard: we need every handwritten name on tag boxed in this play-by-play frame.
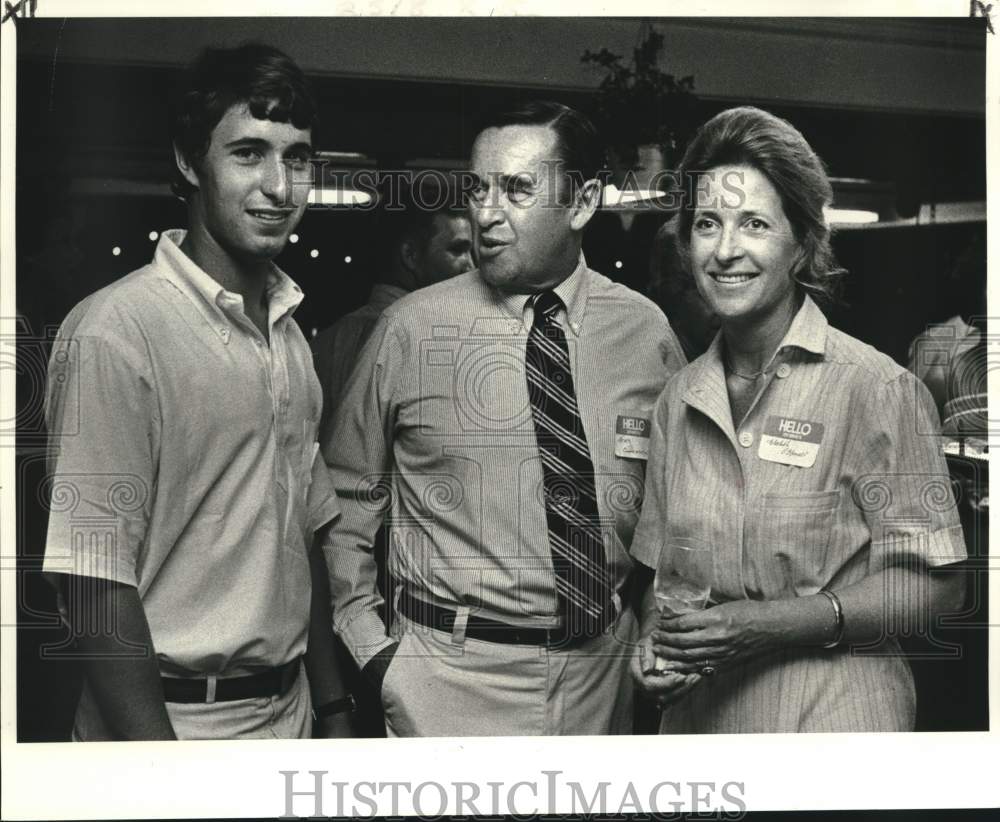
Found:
[615,415,651,460]
[758,416,825,468]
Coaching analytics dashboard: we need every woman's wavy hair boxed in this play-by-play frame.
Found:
[675,106,846,305]
[170,42,317,199]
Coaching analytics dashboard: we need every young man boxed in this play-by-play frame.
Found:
[322,101,687,736]
[42,43,353,740]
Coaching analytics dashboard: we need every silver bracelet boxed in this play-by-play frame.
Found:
[818,589,845,649]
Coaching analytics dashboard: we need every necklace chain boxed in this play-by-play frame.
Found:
[726,360,769,381]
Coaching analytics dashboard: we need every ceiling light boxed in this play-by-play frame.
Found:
[825,208,879,225]
[308,188,374,208]
[602,184,668,207]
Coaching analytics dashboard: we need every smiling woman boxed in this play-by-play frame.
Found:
[628,106,968,734]
[687,164,802,345]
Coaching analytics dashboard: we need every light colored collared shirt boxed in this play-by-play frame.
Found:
[43,229,338,679]
[906,314,984,432]
[312,282,408,435]
[631,296,966,732]
[323,256,687,665]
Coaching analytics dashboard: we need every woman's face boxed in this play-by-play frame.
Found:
[689,164,802,328]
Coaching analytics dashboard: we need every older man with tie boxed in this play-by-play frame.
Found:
[322,100,686,736]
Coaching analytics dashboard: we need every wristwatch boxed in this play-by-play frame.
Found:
[312,694,356,720]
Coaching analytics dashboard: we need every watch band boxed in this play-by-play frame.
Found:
[312,694,356,719]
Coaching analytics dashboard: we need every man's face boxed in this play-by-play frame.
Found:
[413,213,474,287]
[469,125,587,293]
[181,103,313,261]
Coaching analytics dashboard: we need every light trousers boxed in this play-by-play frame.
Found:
[380,609,638,737]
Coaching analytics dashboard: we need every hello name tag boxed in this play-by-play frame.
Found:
[615,415,651,460]
[758,416,825,468]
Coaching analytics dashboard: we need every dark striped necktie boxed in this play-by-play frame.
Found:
[525,289,613,642]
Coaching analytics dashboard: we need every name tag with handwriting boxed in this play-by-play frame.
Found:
[615,415,651,460]
[758,416,824,468]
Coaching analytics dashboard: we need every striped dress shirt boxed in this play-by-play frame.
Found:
[631,295,967,732]
[322,256,687,666]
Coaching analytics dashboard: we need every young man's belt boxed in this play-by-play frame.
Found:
[161,657,301,703]
[397,588,615,648]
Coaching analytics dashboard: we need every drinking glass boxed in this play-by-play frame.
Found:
[651,538,714,673]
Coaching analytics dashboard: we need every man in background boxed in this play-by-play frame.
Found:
[42,43,352,740]
[313,181,472,735]
[906,231,987,431]
[313,186,473,434]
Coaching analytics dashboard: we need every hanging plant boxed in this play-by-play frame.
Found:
[582,25,698,169]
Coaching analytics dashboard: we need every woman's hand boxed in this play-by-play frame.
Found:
[651,600,783,676]
[631,629,703,709]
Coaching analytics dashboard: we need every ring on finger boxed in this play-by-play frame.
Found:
[700,663,716,677]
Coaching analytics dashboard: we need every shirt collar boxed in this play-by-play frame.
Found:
[682,294,829,436]
[550,253,589,336]
[699,293,827,367]
[156,229,304,326]
[778,293,828,356]
[493,252,591,336]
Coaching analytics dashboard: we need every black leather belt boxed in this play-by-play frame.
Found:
[161,657,301,703]
[397,588,613,648]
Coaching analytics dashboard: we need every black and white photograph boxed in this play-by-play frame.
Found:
[2,2,996,818]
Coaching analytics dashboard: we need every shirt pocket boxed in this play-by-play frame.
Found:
[762,489,841,514]
[751,489,842,597]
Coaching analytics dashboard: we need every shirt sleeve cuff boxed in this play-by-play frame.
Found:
[41,537,138,587]
[869,523,968,572]
[336,609,395,669]
[629,535,659,570]
[307,448,342,533]
[309,495,341,534]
